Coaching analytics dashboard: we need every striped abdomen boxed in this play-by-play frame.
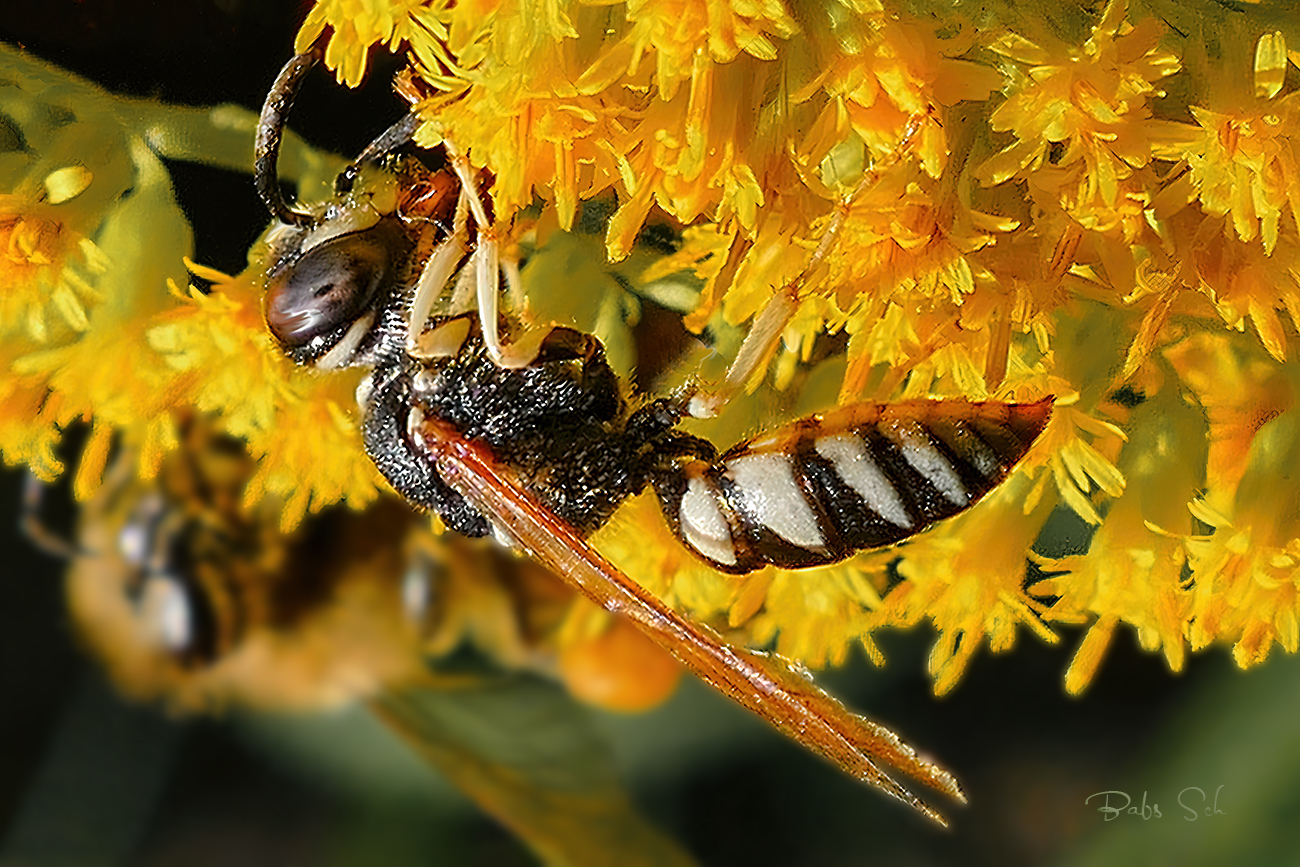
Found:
[653,398,1053,574]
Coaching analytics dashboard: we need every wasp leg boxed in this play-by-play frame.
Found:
[649,432,717,463]
[407,190,472,358]
[624,398,717,461]
[20,472,80,560]
[440,141,513,366]
[502,253,529,324]
[686,112,934,420]
[685,291,800,420]
[440,142,543,369]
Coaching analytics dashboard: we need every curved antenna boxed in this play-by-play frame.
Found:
[335,112,422,195]
[254,50,321,227]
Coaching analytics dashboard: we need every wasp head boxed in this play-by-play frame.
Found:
[262,212,415,367]
[253,51,442,370]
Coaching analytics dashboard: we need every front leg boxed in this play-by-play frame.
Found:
[406,188,471,358]
[442,141,511,366]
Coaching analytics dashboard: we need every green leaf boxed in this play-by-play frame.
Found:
[372,674,699,867]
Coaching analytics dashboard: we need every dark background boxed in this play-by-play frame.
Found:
[2,3,1297,865]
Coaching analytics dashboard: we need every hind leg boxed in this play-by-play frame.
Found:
[685,111,933,420]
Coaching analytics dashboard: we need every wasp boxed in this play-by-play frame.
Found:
[251,49,1051,823]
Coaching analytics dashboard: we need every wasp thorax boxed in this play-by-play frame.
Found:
[265,219,413,360]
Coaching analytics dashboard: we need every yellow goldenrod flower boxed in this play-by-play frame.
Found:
[282,0,1300,694]
[15,0,1300,710]
[296,0,458,88]
[1154,28,1300,259]
[1164,329,1294,510]
[0,204,107,343]
[1034,388,1206,692]
[977,3,1180,193]
[887,475,1060,695]
[0,344,64,478]
[1183,408,1300,667]
[1144,29,1300,362]
[976,2,1180,301]
[149,267,384,529]
[1179,102,1300,257]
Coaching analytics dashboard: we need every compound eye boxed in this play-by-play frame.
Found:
[136,573,220,667]
[265,226,403,349]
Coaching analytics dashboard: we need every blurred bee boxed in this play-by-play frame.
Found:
[48,419,680,715]
[50,421,434,711]
[249,49,1052,822]
[27,417,692,862]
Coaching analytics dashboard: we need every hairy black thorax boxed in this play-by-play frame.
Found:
[361,317,693,539]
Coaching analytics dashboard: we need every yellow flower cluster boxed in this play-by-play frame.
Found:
[0,47,374,527]
[7,0,1300,698]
